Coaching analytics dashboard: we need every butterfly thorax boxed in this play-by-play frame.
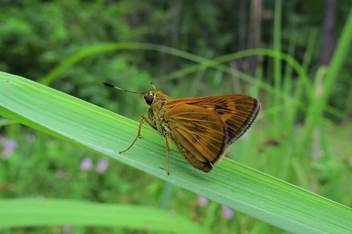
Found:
[144,91,174,137]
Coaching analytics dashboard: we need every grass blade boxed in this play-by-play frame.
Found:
[0,72,352,234]
[0,198,209,234]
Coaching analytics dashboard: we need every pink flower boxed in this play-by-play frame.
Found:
[80,158,93,171]
[221,205,234,219]
[198,196,208,206]
[36,195,45,200]
[241,132,249,141]
[62,224,71,232]
[0,138,17,159]
[96,159,109,173]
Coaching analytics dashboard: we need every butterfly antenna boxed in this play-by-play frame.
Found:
[151,82,157,91]
[102,82,147,94]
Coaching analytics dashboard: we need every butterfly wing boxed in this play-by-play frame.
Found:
[165,95,260,166]
[165,104,227,172]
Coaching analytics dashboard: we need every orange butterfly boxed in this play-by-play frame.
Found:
[103,82,260,175]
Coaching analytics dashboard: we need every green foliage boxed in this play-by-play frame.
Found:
[1,1,352,233]
[1,0,350,116]
[1,64,352,233]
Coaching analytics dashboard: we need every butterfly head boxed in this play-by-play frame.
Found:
[143,82,161,106]
[143,91,157,106]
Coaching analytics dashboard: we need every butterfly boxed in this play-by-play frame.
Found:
[103,82,260,175]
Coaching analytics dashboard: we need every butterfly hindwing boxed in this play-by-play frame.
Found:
[165,104,227,171]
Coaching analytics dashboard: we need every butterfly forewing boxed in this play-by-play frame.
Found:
[204,95,260,145]
[165,95,260,165]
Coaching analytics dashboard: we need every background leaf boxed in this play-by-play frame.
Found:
[0,198,209,234]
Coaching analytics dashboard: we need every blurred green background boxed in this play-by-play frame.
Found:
[1,0,352,233]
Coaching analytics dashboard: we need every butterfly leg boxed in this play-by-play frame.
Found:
[119,115,154,154]
[164,132,170,175]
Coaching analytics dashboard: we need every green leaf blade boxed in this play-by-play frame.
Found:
[0,199,209,234]
[1,72,351,234]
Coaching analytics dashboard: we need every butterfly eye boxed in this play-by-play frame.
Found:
[144,94,154,105]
